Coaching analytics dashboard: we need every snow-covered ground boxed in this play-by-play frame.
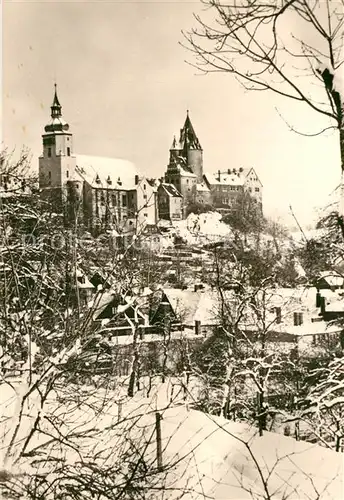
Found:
[1,378,342,499]
[173,212,233,245]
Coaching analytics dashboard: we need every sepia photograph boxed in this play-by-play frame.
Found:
[1,0,344,498]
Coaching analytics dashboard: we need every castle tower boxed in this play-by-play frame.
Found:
[39,85,77,204]
[168,111,203,182]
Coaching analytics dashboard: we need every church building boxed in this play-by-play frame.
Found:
[39,86,157,238]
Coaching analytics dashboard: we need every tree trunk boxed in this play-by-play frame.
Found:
[339,128,344,222]
[128,325,140,397]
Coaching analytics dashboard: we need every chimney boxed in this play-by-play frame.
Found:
[227,169,231,174]
[195,320,201,335]
[316,291,321,308]
[135,174,139,185]
[293,312,303,326]
[275,307,282,324]
[320,296,326,316]
[217,170,221,181]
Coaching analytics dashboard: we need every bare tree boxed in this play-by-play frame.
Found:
[184,0,344,217]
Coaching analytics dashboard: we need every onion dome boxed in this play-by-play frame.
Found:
[44,84,70,133]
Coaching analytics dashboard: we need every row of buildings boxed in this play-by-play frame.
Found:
[2,86,263,238]
[74,271,344,357]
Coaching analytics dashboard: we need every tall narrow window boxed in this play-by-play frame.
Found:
[66,171,69,178]
[48,148,51,158]
[67,147,71,156]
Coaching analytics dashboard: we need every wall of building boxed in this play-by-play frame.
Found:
[187,149,203,182]
[135,178,156,231]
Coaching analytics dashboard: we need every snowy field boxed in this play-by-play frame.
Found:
[1,377,342,499]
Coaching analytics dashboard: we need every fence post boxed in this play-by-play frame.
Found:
[155,412,163,471]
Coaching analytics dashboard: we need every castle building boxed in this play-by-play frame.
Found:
[38,86,263,230]
[164,112,263,215]
[39,86,157,238]
[164,111,211,214]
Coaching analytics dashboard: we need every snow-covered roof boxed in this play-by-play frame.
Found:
[178,166,197,178]
[76,154,139,190]
[204,167,262,188]
[318,271,344,288]
[162,286,340,338]
[204,173,245,186]
[196,182,210,192]
[160,183,182,198]
[163,288,234,327]
[164,289,202,326]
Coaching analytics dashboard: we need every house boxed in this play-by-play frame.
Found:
[92,289,152,337]
[150,286,343,353]
[203,167,263,212]
[150,288,230,335]
[157,182,183,221]
[315,271,344,291]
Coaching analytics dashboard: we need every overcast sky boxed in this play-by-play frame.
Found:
[2,0,341,228]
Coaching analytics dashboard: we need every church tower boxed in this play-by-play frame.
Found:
[167,111,203,182]
[39,85,77,205]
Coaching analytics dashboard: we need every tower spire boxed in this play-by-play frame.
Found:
[51,83,62,119]
[45,84,69,133]
[180,109,201,152]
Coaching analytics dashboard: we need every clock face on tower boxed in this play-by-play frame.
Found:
[43,136,56,146]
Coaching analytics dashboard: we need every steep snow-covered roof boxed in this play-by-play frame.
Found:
[160,183,182,198]
[76,154,139,190]
[164,289,202,326]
